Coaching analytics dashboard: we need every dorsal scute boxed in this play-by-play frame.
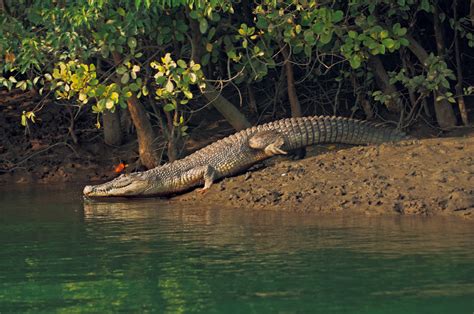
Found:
[153,115,405,172]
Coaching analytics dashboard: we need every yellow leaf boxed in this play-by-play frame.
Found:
[21,112,27,126]
[142,85,149,96]
[189,73,197,83]
[110,92,119,102]
[79,92,88,103]
[183,90,193,99]
[52,69,61,79]
[105,99,114,109]
[162,53,172,64]
[165,80,174,93]
[26,111,35,123]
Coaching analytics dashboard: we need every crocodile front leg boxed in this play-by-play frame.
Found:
[248,130,288,156]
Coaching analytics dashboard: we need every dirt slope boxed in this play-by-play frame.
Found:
[175,135,474,219]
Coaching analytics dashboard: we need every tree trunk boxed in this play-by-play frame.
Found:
[102,110,122,146]
[188,10,251,131]
[433,5,446,56]
[281,44,305,159]
[112,52,159,168]
[453,0,469,125]
[471,0,474,26]
[400,51,417,110]
[202,85,251,130]
[247,84,257,113]
[281,44,302,117]
[432,6,457,128]
[98,60,122,146]
[164,111,179,162]
[405,34,457,129]
[405,34,429,62]
[367,55,401,112]
[126,94,159,168]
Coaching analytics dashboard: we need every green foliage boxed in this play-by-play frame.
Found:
[152,53,206,107]
[341,22,409,69]
[0,0,472,134]
[49,61,130,120]
[229,1,347,81]
[388,54,455,96]
[151,53,206,135]
[372,90,397,108]
[464,86,474,95]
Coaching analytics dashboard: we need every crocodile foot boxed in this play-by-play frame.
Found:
[196,187,209,194]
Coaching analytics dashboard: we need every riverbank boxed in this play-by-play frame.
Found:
[174,133,474,219]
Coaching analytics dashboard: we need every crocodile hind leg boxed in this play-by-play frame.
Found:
[190,165,217,194]
[248,130,288,156]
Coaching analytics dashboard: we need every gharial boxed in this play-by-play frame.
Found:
[83,115,408,198]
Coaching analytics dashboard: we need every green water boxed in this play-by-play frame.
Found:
[0,185,473,313]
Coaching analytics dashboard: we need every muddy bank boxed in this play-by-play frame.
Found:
[174,134,474,219]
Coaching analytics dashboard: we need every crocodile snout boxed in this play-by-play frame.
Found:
[83,185,93,195]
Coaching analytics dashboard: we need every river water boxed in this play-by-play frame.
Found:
[0,185,473,313]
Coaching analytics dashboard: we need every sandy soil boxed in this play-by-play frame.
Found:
[174,134,474,219]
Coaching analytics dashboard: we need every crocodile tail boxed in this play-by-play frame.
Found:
[266,116,407,150]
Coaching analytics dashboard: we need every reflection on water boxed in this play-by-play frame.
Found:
[84,199,474,256]
[1,185,474,313]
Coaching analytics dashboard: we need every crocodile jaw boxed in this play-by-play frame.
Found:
[83,174,152,197]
